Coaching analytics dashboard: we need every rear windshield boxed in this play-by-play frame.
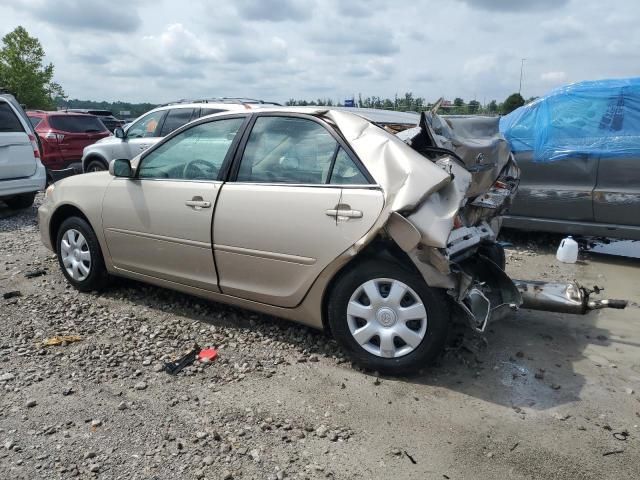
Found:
[28,116,43,128]
[0,102,24,132]
[49,115,107,133]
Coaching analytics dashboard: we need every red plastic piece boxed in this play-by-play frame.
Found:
[198,348,218,362]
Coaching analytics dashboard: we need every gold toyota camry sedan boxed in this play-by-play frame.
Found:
[39,107,625,374]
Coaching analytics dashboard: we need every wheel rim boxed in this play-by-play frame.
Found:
[88,163,105,172]
[347,278,428,359]
[60,229,92,281]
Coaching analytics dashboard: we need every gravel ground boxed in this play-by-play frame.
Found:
[1,196,639,479]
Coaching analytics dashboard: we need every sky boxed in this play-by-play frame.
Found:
[1,0,639,105]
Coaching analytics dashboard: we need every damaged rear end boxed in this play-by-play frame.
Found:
[385,112,627,331]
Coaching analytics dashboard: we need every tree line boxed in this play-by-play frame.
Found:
[287,92,533,115]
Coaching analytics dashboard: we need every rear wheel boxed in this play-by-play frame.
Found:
[85,159,107,172]
[56,217,109,292]
[5,192,35,209]
[327,260,450,375]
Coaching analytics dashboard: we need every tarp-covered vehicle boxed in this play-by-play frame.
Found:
[499,77,640,240]
[38,107,626,374]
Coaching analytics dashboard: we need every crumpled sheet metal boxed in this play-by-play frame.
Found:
[429,114,513,197]
[323,109,474,249]
[323,109,452,213]
[406,158,472,248]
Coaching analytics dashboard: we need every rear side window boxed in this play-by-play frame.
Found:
[159,108,196,136]
[237,116,339,184]
[329,148,368,184]
[49,115,107,133]
[0,102,24,132]
[28,116,43,128]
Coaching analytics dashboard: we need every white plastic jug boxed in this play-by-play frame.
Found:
[556,236,579,263]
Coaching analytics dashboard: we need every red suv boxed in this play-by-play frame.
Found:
[27,111,111,171]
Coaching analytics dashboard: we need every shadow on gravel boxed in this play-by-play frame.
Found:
[97,270,615,413]
[10,201,633,414]
[0,199,40,225]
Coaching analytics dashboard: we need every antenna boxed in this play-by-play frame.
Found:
[519,58,527,95]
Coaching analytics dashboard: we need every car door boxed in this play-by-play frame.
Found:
[0,100,37,180]
[121,109,168,159]
[101,115,248,290]
[213,114,384,307]
[507,101,597,222]
[593,90,640,228]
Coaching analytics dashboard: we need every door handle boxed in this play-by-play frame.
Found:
[325,208,363,218]
[185,197,211,209]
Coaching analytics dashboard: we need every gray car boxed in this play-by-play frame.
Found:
[499,79,640,240]
[82,98,279,172]
[0,92,46,208]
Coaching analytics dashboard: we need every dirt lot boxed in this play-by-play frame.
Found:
[1,197,639,480]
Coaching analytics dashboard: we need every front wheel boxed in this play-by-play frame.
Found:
[85,159,107,172]
[56,217,109,292]
[327,260,450,375]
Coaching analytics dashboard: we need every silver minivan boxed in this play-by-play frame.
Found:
[0,93,46,209]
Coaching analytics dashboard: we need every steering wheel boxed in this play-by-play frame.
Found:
[183,158,213,180]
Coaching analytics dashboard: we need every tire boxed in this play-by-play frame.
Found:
[479,242,506,270]
[85,159,107,172]
[56,216,109,292]
[5,192,36,209]
[327,260,450,375]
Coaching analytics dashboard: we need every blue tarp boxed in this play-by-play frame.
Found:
[499,77,640,161]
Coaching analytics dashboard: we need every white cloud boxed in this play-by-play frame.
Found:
[541,71,567,83]
[2,0,639,104]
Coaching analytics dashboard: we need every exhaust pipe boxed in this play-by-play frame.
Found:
[513,280,627,314]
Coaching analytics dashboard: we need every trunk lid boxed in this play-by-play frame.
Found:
[0,98,38,180]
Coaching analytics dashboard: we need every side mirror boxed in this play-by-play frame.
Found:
[109,159,133,178]
[114,127,125,139]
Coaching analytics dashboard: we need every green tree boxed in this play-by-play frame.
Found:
[468,100,480,114]
[502,93,525,114]
[487,100,498,114]
[0,26,64,109]
[453,97,464,107]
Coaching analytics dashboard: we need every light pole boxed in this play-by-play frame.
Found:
[519,58,527,95]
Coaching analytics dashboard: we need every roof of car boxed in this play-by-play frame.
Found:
[27,110,95,117]
[202,106,421,127]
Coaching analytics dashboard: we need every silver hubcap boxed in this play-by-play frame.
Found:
[347,278,428,359]
[60,229,91,281]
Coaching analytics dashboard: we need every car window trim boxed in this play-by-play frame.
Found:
[226,112,375,185]
[134,113,251,182]
[126,110,168,140]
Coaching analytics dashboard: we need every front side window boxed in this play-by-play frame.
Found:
[237,116,340,184]
[159,108,197,137]
[126,110,166,139]
[137,118,245,181]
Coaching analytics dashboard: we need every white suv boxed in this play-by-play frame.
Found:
[82,98,279,172]
[0,93,46,209]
